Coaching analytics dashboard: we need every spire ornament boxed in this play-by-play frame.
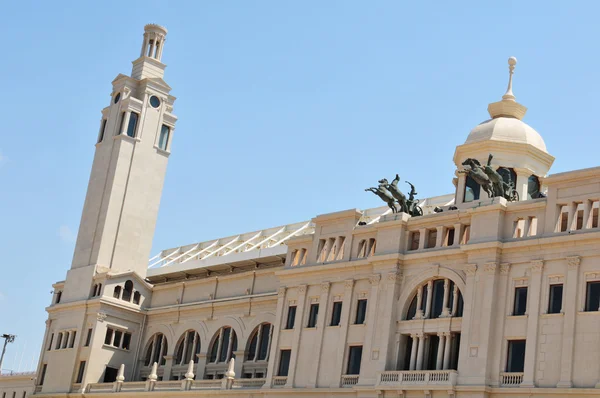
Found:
[487,56,527,120]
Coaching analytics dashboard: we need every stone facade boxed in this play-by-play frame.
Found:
[4,24,600,398]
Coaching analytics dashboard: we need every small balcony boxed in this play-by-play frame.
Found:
[272,376,287,387]
[341,375,359,387]
[500,372,523,387]
[377,370,457,387]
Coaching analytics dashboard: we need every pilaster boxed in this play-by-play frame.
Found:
[265,287,286,386]
[331,279,354,387]
[456,264,477,384]
[286,285,307,387]
[521,260,544,387]
[195,353,207,380]
[558,256,580,388]
[358,274,381,385]
[309,282,331,387]
[489,263,510,387]
[162,355,174,381]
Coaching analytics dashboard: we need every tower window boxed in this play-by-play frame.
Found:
[307,303,319,328]
[85,328,92,347]
[149,95,161,108]
[76,361,86,383]
[122,280,133,302]
[98,119,107,143]
[117,112,125,136]
[355,299,367,324]
[159,125,170,150]
[113,93,120,104]
[126,112,139,138]
[527,175,541,199]
[39,364,47,386]
[464,175,481,202]
[330,301,343,326]
[285,306,297,329]
[548,284,563,314]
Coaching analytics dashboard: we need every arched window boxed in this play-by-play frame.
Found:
[404,279,463,320]
[113,286,122,299]
[246,323,273,361]
[208,327,237,363]
[497,167,517,195]
[122,280,134,302]
[527,175,540,200]
[464,175,480,202]
[133,291,141,305]
[174,330,201,366]
[144,333,168,367]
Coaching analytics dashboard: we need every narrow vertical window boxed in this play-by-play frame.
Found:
[346,346,363,375]
[307,304,319,328]
[55,333,63,350]
[39,364,47,386]
[47,333,54,351]
[355,299,367,324]
[76,361,86,383]
[285,306,297,329]
[113,330,123,348]
[513,287,528,316]
[585,281,600,312]
[126,112,139,138]
[159,124,170,150]
[98,119,107,143]
[55,291,62,304]
[104,328,113,345]
[85,328,92,347]
[69,331,76,348]
[506,340,526,372]
[122,333,131,351]
[117,112,125,136]
[278,349,291,376]
[548,284,563,314]
[330,302,343,326]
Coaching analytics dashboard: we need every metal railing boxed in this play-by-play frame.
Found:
[500,372,523,386]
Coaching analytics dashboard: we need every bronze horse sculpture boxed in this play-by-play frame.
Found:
[365,176,423,216]
[460,158,494,198]
[365,179,399,213]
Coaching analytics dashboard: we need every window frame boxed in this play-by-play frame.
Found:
[277,349,291,376]
[355,299,367,324]
[346,345,363,375]
[330,301,343,326]
[513,286,528,316]
[505,339,526,373]
[285,305,297,329]
[547,283,563,314]
[307,303,319,328]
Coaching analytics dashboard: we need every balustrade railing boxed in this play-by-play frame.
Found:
[191,379,221,389]
[341,375,359,387]
[272,376,287,387]
[500,372,523,386]
[377,370,457,386]
[233,378,266,388]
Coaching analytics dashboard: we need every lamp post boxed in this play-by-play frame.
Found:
[0,334,16,374]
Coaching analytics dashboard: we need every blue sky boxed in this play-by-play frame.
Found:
[2,0,600,371]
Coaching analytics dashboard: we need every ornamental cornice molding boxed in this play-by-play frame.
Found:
[278,287,286,297]
[344,279,354,289]
[567,256,581,269]
[298,285,307,294]
[321,282,330,293]
[484,262,497,274]
[369,274,381,285]
[387,270,403,282]
[500,263,511,275]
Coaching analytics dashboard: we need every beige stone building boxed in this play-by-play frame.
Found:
[3,24,600,398]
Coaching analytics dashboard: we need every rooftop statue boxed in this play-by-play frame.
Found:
[365,175,423,216]
[460,154,519,201]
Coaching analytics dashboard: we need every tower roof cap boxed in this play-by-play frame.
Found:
[144,24,168,35]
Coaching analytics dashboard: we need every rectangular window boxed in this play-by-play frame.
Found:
[69,331,76,348]
[285,306,297,329]
[104,328,113,345]
[126,112,139,138]
[506,340,526,372]
[513,287,528,316]
[330,302,343,326]
[307,303,319,328]
[445,228,455,246]
[346,346,363,375]
[426,229,437,248]
[55,333,63,350]
[278,349,291,376]
[548,284,563,314]
[76,361,86,383]
[355,299,367,324]
[409,231,420,251]
[122,332,132,350]
[585,281,600,312]
[113,330,122,348]
[98,119,107,143]
[103,367,118,383]
[47,333,54,351]
[85,328,92,347]
[39,364,47,385]
[159,124,170,150]
[117,112,125,136]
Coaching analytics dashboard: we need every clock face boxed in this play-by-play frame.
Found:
[150,95,161,108]
[114,93,120,104]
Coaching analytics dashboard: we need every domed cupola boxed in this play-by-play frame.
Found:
[453,57,555,204]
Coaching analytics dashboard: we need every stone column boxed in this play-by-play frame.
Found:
[567,202,578,231]
[582,199,593,229]
[424,281,433,319]
[233,350,244,377]
[435,226,444,248]
[455,173,466,204]
[286,285,308,387]
[558,256,580,388]
[416,334,426,370]
[476,262,499,384]
[521,260,544,387]
[451,284,459,316]
[441,279,450,317]
[443,333,452,370]
[120,112,131,136]
[436,333,445,370]
[331,280,354,387]
[195,353,207,380]
[162,355,174,381]
[359,274,381,383]
[514,169,530,202]
[309,282,331,387]
[418,228,426,250]
[453,224,462,247]
[265,287,286,387]
[409,334,418,370]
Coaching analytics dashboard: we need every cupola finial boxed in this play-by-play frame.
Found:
[502,56,517,101]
